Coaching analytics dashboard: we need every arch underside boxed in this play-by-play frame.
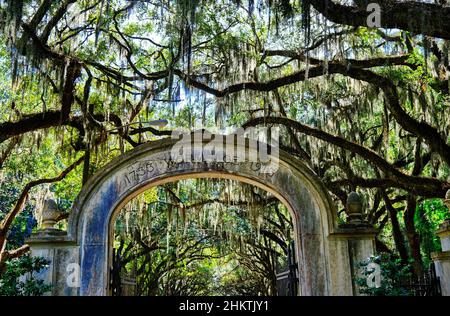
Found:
[67,137,344,296]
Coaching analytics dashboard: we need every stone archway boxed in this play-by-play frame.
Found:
[28,132,377,296]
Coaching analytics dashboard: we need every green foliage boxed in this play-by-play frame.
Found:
[0,178,37,249]
[0,255,52,296]
[158,261,215,296]
[356,254,413,296]
[113,179,291,296]
[212,262,270,295]
[0,0,449,297]
[416,199,449,263]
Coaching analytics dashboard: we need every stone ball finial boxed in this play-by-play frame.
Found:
[346,191,364,224]
[41,198,61,229]
[347,191,362,205]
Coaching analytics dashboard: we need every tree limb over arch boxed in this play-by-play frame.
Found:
[308,0,450,39]
[243,116,449,198]
[177,56,450,168]
[174,54,412,97]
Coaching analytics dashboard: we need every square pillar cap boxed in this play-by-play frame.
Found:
[26,229,75,246]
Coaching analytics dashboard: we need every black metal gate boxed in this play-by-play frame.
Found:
[275,241,298,296]
[399,263,442,296]
[110,248,122,296]
[110,248,137,296]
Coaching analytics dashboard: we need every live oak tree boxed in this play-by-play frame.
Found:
[0,0,449,283]
[113,179,292,296]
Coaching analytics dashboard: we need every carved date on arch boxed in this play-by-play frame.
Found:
[119,156,272,192]
[121,159,167,189]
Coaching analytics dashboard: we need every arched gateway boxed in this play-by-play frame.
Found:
[28,132,377,296]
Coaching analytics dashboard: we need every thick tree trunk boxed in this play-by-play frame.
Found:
[308,0,450,39]
[382,192,409,263]
[388,209,409,264]
[404,195,424,277]
[0,236,6,275]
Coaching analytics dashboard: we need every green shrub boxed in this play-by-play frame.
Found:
[0,255,52,296]
[356,254,413,296]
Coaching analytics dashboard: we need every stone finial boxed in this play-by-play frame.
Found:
[346,191,364,224]
[40,198,62,229]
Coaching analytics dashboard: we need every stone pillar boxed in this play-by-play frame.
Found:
[26,198,80,296]
[330,224,378,296]
[328,192,377,295]
[27,230,79,296]
[431,189,450,296]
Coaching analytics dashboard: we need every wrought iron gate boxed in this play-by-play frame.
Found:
[275,241,298,296]
[110,248,122,296]
[399,263,442,296]
[110,248,137,296]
